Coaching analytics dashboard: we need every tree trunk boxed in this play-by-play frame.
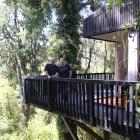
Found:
[104,42,107,73]
[85,46,94,74]
[14,3,30,122]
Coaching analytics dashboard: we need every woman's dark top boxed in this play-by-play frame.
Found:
[44,64,59,76]
[59,64,71,78]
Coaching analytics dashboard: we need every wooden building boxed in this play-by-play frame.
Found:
[23,1,140,140]
[83,0,140,81]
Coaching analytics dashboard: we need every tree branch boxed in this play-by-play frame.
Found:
[2,26,16,41]
[77,0,94,11]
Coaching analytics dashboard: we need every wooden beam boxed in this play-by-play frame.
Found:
[74,120,104,140]
[61,117,79,140]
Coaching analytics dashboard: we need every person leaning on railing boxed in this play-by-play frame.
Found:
[44,57,59,78]
[58,57,72,78]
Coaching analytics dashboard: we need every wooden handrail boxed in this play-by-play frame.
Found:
[23,77,140,139]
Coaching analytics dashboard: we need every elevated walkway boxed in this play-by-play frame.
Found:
[23,73,140,139]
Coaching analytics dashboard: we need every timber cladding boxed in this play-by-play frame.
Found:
[83,0,140,38]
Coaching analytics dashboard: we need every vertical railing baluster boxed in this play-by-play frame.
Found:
[63,81,66,114]
[66,80,69,115]
[40,79,43,105]
[34,79,37,103]
[31,79,35,103]
[115,84,119,129]
[70,80,73,116]
[47,79,51,111]
[83,81,86,121]
[27,79,31,103]
[110,84,114,129]
[87,81,91,124]
[60,81,65,112]
[43,79,47,108]
[54,79,57,112]
[87,81,96,125]
[105,84,109,128]
[73,81,76,117]
[126,85,130,134]
[101,83,104,127]
[58,80,62,112]
[75,82,79,119]
[36,79,39,105]
[55,80,58,112]
[41,79,43,105]
[121,85,125,131]
[97,83,100,125]
[37,79,40,104]
[69,81,72,116]
[65,81,68,114]
[79,81,82,120]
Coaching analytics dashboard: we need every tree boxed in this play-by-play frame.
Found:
[0,0,136,139]
[0,0,50,121]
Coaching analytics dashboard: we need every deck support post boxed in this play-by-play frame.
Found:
[61,117,79,140]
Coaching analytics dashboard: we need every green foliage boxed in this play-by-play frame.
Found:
[0,0,49,82]
[0,75,25,136]
[1,0,139,139]
[21,0,51,34]
[136,83,140,122]
[56,116,67,140]
[80,39,115,73]
[90,1,100,11]
[136,83,140,104]
[0,75,58,139]
[55,0,81,67]
[135,10,140,30]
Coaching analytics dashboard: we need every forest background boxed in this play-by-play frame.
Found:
[0,0,136,139]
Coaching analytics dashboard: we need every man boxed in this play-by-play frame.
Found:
[44,58,59,78]
[59,58,72,78]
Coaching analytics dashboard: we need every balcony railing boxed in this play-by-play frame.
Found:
[76,73,115,80]
[23,75,140,139]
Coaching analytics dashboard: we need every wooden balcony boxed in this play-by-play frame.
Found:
[23,73,140,139]
[83,0,140,38]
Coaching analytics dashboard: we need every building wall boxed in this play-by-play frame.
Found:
[127,31,139,81]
